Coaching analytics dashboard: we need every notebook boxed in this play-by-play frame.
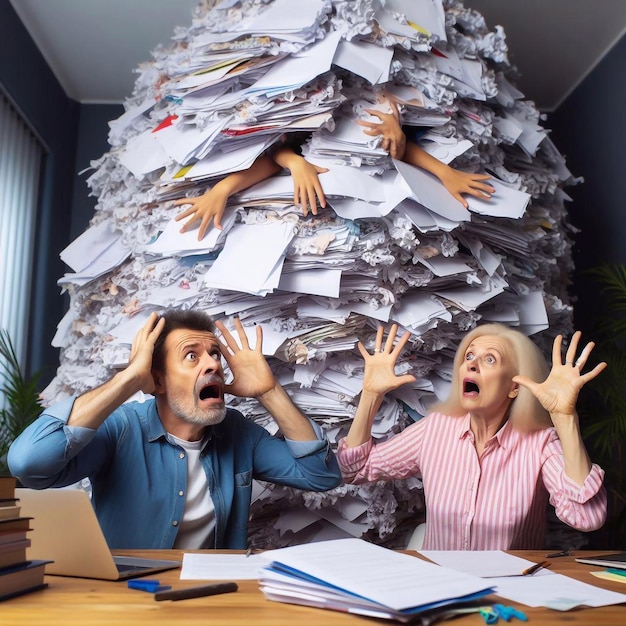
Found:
[15,488,181,580]
[575,552,626,570]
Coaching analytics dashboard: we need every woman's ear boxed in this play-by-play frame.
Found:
[508,384,520,399]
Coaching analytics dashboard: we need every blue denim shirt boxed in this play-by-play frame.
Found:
[8,396,341,549]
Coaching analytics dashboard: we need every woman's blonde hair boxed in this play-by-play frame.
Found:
[430,323,552,430]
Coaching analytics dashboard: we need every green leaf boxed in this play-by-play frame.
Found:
[0,329,43,475]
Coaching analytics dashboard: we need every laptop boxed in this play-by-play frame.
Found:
[16,487,181,580]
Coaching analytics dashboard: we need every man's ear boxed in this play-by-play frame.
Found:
[152,369,164,394]
[508,384,519,399]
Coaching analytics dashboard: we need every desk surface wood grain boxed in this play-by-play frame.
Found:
[2,549,625,625]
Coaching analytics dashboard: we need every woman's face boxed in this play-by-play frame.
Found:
[458,334,519,421]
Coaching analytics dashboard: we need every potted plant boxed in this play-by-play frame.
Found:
[578,263,626,548]
[0,329,43,476]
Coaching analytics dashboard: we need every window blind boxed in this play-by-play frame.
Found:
[0,92,43,369]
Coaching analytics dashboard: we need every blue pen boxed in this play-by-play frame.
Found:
[128,579,172,593]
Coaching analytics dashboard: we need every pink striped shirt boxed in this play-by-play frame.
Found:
[337,412,606,550]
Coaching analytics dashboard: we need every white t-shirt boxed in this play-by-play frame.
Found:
[169,434,216,549]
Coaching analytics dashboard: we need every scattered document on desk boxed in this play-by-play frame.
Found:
[422,549,626,609]
[180,553,271,580]
[419,550,553,579]
[258,538,493,622]
[491,572,626,610]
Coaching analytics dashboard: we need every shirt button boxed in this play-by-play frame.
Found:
[172,520,178,527]
[179,452,185,459]
[178,491,184,497]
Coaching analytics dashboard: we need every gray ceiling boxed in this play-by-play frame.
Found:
[10,0,626,111]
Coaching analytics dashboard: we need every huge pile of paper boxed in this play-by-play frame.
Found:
[47,0,578,547]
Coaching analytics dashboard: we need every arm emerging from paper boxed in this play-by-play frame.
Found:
[403,143,494,208]
[357,100,495,208]
[356,99,406,159]
[272,142,328,217]
[173,154,281,239]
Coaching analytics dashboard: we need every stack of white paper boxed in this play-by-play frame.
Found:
[259,538,494,622]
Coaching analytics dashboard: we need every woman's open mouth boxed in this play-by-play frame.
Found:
[463,379,479,396]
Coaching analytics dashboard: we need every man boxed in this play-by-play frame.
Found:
[8,310,341,549]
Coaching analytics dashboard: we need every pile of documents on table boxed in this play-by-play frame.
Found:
[48,0,579,547]
[259,538,494,622]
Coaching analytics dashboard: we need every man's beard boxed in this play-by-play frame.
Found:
[167,390,227,426]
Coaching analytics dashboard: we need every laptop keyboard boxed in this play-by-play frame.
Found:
[116,563,148,573]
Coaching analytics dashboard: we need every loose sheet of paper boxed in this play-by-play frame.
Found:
[420,550,548,578]
[421,550,626,609]
[180,553,271,580]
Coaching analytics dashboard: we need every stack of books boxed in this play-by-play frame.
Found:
[0,477,49,601]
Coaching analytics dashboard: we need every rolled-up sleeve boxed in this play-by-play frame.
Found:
[238,413,341,492]
[337,417,427,484]
[336,438,374,483]
[7,395,99,488]
[542,435,607,532]
[284,419,327,457]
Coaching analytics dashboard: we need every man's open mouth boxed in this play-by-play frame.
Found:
[199,383,222,401]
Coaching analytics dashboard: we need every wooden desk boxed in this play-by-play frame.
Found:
[2,550,625,625]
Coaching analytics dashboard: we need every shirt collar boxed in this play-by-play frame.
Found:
[458,412,513,450]
[494,419,514,449]
[145,400,168,442]
[458,413,473,440]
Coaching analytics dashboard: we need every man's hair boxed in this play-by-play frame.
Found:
[152,309,215,371]
[429,323,552,431]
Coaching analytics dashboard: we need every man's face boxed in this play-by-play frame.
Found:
[458,335,519,420]
[155,328,227,427]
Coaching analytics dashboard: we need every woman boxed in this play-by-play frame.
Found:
[338,323,607,549]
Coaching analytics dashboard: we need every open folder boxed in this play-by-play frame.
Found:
[258,538,494,622]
